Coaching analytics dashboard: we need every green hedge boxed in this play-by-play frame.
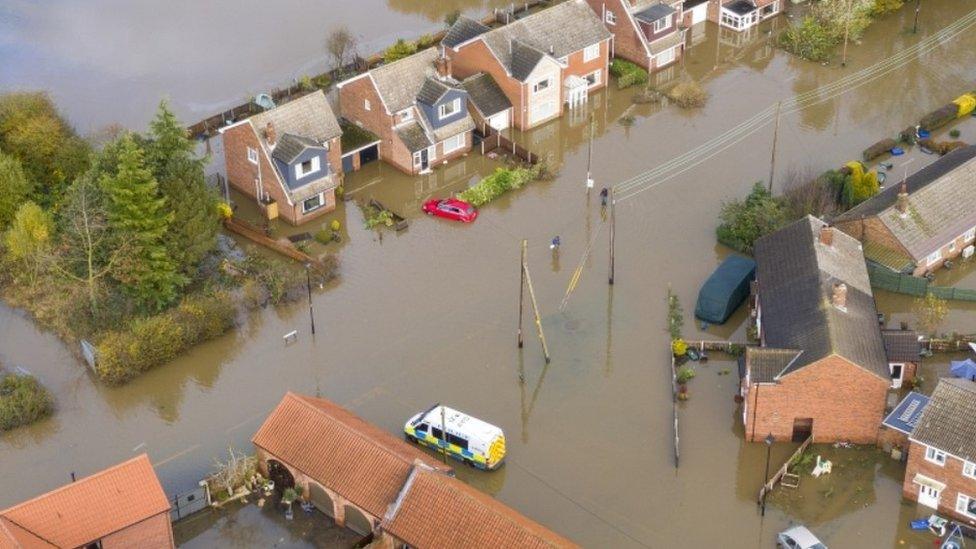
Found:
[0,373,53,431]
[610,59,648,89]
[95,291,238,384]
[457,166,537,207]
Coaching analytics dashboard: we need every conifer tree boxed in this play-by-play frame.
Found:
[0,151,34,230]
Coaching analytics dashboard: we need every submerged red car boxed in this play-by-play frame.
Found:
[422,198,478,223]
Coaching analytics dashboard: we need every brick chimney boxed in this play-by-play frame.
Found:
[265,122,277,147]
[819,225,834,247]
[896,182,909,215]
[435,55,452,78]
[832,283,848,310]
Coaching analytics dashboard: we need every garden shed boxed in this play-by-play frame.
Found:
[695,255,756,324]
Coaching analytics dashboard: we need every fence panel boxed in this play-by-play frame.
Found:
[867,263,976,302]
[170,485,209,522]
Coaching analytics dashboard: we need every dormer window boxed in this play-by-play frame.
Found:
[295,156,321,178]
[399,108,414,123]
[653,16,672,33]
[438,98,461,120]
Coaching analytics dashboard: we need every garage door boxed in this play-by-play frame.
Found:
[488,110,510,131]
[689,3,707,25]
[529,101,555,125]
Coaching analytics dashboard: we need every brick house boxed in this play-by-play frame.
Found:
[220,90,342,225]
[834,145,976,277]
[0,454,174,548]
[583,0,686,73]
[879,390,929,455]
[337,48,475,175]
[442,0,611,130]
[903,378,976,525]
[739,216,891,444]
[881,329,921,390]
[374,466,578,548]
[707,0,782,31]
[460,72,514,133]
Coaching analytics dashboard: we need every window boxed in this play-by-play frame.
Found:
[302,193,324,213]
[415,423,428,434]
[926,249,942,266]
[653,15,672,33]
[605,10,616,25]
[584,70,602,88]
[656,46,676,67]
[446,433,468,449]
[965,227,976,242]
[295,156,320,178]
[413,150,423,168]
[964,461,976,480]
[438,98,461,120]
[533,78,551,94]
[583,43,600,62]
[247,146,258,165]
[957,493,976,520]
[949,240,957,254]
[398,108,414,123]
[925,446,947,466]
[431,426,444,440]
[441,133,465,154]
[364,99,371,111]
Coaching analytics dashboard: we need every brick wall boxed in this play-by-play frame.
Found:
[904,442,976,527]
[327,136,343,176]
[101,512,175,548]
[744,355,889,443]
[563,39,611,92]
[836,216,976,276]
[448,40,530,129]
[339,76,415,173]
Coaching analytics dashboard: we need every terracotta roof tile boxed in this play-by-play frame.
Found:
[0,454,172,548]
[384,467,578,548]
[252,393,452,518]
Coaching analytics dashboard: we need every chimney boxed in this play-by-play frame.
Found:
[832,283,848,310]
[819,225,833,247]
[265,122,277,147]
[896,182,909,215]
[435,55,452,78]
[549,44,554,55]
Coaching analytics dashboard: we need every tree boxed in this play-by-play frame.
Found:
[444,9,461,27]
[914,292,948,336]
[4,201,53,286]
[716,183,791,254]
[0,152,34,230]
[383,39,417,63]
[145,100,194,177]
[325,25,358,70]
[101,135,183,311]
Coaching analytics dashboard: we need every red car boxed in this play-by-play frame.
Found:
[422,198,478,223]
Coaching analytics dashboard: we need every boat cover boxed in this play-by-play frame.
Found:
[695,255,756,324]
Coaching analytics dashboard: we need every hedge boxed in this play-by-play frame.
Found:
[457,166,537,207]
[0,372,53,431]
[95,291,238,384]
[610,59,648,89]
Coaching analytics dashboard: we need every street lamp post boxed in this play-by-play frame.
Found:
[305,263,316,335]
[761,433,775,516]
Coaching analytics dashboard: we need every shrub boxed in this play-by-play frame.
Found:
[716,183,791,254]
[297,75,314,91]
[672,338,688,357]
[216,202,233,219]
[610,59,648,89]
[779,16,837,62]
[457,166,537,207]
[416,34,437,49]
[330,219,341,232]
[0,372,53,431]
[311,74,332,90]
[676,366,696,385]
[667,288,684,339]
[871,0,904,14]
[841,161,879,207]
[315,228,334,244]
[668,81,707,109]
[383,39,417,63]
[950,129,961,138]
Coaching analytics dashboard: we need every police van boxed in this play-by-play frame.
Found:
[404,404,506,470]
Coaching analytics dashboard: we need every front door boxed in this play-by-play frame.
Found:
[918,484,941,509]
[420,148,429,171]
[890,363,904,389]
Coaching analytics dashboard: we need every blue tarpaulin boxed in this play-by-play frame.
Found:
[695,255,756,324]
[950,358,976,380]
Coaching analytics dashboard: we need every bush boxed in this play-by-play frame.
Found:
[716,183,791,254]
[668,81,707,109]
[610,59,648,89]
[676,366,696,385]
[841,161,879,207]
[315,228,334,244]
[416,34,437,49]
[779,16,837,62]
[672,338,688,357]
[0,372,53,431]
[383,39,417,63]
[457,166,537,207]
[95,291,237,384]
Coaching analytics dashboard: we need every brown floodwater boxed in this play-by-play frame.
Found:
[4,2,976,547]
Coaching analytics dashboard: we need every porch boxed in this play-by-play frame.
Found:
[719,0,780,31]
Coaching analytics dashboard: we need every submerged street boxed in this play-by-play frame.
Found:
[3,1,976,547]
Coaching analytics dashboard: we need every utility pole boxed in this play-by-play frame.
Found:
[608,188,615,285]
[518,240,526,348]
[522,245,550,363]
[913,0,921,33]
[585,113,595,193]
[440,405,448,465]
[841,0,852,67]
[768,101,782,193]
[305,264,316,335]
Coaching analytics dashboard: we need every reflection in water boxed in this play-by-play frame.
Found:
[386,0,508,22]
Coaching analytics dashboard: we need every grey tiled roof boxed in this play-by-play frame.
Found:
[510,41,547,82]
[417,78,451,106]
[290,174,339,202]
[911,378,976,461]
[881,329,921,363]
[250,90,341,151]
[461,73,512,117]
[478,0,610,82]
[634,3,675,23]
[369,48,440,113]
[396,122,432,153]
[754,216,889,381]
[648,31,684,54]
[272,133,320,164]
[442,16,490,48]
[836,146,976,261]
[746,347,803,383]
[431,114,475,143]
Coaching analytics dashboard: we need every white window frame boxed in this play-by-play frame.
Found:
[412,150,423,168]
[295,156,321,179]
[925,446,947,466]
[247,146,259,165]
[605,11,616,25]
[441,133,465,155]
[957,493,976,520]
[926,249,943,266]
[965,227,976,242]
[949,240,957,254]
[653,15,672,33]
[964,461,976,480]
[364,99,371,111]
[583,44,600,63]
[438,98,461,120]
[301,192,325,214]
[532,78,551,94]
[584,69,602,88]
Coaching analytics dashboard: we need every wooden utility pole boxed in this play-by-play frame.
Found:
[518,240,526,348]
[841,0,852,67]
[768,101,782,193]
[608,188,616,285]
[585,114,595,193]
[305,264,316,335]
[440,405,448,465]
[522,248,550,363]
[913,0,921,33]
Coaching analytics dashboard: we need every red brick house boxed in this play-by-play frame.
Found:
[903,378,976,525]
[834,145,976,277]
[739,216,892,444]
[443,0,612,130]
[0,454,174,548]
[220,90,342,225]
[881,328,921,390]
[707,0,782,31]
[337,48,475,175]
[584,0,686,73]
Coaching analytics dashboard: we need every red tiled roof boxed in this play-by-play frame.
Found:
[251,392,452,518]
[384,467,579,548]
[0,454,172,548]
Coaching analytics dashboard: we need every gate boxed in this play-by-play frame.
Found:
[170,484,210,522]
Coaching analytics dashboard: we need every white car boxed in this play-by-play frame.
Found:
[777,526,827,549]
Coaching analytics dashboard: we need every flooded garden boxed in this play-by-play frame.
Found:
[3,0,976,547]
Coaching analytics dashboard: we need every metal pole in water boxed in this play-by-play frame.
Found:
[305,264,316,335]
[761,433,774,516]
[913,0,921,33]
[585,113,594,193]
[518,240,526,348]
[768,101,782,193]
[440,405,448,465]
[609,188,615,285]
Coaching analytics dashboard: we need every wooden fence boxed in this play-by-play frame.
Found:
[480,128,539,165]
[223,217,327,269]
[757,436,812,505]
[923,334,976,353]
[867,262,976,302]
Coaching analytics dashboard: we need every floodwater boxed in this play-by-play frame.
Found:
[3,1,976,548]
